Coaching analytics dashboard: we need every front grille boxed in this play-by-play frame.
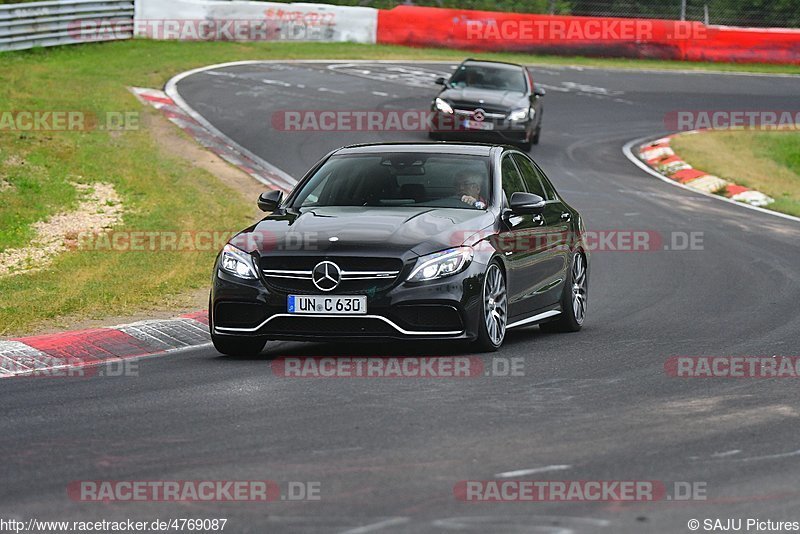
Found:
[259,256,404,295]
[266,316,397,336]
[261,256,401,271]
[451,103,508,117]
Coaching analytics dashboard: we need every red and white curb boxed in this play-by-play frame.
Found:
[130,87,296,193]
[0,311,209,378]
[637,132,775,207]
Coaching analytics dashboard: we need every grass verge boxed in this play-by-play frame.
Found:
[670,130,800,217]
[1,39,798,335]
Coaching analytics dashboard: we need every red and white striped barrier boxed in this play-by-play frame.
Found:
[0,312,209,378]
[637,133,775,207]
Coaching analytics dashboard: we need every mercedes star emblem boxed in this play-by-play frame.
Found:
[312,261,341,292]
[473,108,485,122]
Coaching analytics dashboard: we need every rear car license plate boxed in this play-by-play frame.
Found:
[288,295,367,315]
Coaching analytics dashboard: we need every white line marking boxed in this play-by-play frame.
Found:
[338,517,410,534]
[711,449,741,458]
[736,449,800,462]
[163,63,298,190]
[622,135,800,224]
[495,465,572,478]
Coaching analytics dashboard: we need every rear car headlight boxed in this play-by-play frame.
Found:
[219,243,258,280]
[435,97,454,114]
[508,107,531,121]
[407,247,473,282]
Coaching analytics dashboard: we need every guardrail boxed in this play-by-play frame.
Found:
[0,0,134,52]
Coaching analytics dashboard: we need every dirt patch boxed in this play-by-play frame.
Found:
[0,181,124,277]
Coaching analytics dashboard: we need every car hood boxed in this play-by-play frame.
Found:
[438,87,527,110]
[232,206,495,259]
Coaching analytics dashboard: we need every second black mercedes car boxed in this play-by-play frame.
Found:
[429,59,545,151]
[210,142,588,355]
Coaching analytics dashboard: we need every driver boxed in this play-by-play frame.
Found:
[454,173,487,209]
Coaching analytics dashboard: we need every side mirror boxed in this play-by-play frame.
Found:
[435,76,447,86]
[509,192,545,215]
[257,189,283,212]
[533,85,546,97]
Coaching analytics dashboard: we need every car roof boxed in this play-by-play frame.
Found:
[460,59,526,71]
[335,142,497,157]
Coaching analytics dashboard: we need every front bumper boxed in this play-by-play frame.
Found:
[210,260,487,342]
[430,111,532,144]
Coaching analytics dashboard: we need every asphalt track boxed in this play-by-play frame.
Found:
[2,62,800,533]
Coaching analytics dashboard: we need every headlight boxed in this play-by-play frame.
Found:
[508,107,531,121]
[219,243,258,279]
[434,97,454,114]
[407,247,473,282]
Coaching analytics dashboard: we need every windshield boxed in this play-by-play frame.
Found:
[292,152,491,210]
[449,65,527,92]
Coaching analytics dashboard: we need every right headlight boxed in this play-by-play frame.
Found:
[219,243,258,280]
[434,97,454,114]
[407,247,473,282]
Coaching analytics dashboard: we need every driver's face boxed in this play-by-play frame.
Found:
[456,179,481,196]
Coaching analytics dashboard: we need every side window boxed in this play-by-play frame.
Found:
[501,155,526,204]
[511,153,547,199]
[532,160,558,200]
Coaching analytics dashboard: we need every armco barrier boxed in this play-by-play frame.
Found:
[0,0,134,52]
[134,0,377,44]
[376,5,800,65]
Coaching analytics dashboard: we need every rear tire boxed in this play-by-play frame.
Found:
[211,333,268,356]
[475,261,507,352]
[540,251,587,333]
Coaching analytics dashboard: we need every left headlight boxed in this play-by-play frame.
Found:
[407,247,473,282]
[434,97,454,114]
[508,107,531,121]
[219,243,258,279]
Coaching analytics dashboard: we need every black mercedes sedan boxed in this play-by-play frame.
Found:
[430,59,545,151]
[210,143,588,355]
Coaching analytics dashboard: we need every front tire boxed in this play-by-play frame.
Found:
[211,333,268,356]
[540,251,587,333]
[476,261,507,352]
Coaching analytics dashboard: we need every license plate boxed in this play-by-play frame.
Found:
[463,119,494,131]
[288,295,367,315]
